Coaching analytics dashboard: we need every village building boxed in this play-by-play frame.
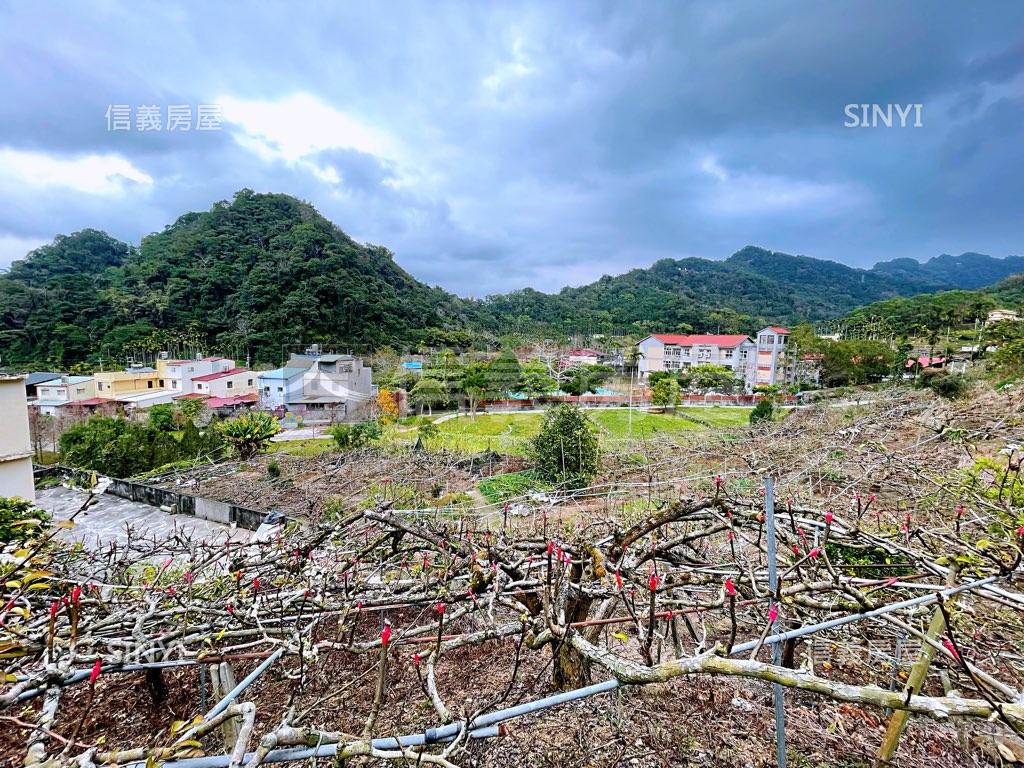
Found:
[637,333,755,382]
[256,367,306,409]
[190,367,258,398]
[637,326,801,389]
[32,375,98,415]
[558,348,602,368]
[0,374,35,501]
[987,308,1021,324]
[249,347,375,421]
[23,372,64,401]
[155,355,237,394]
[754,326,790,387]
[93,364,161,396]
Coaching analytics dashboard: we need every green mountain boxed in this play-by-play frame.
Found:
[844,274,1024,333]
[1,190,1021,368]
[482,246,1024,337]
[0,190,480,368]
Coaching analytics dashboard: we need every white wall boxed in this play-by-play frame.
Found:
[0,377,35,501]
[0,458,35,501]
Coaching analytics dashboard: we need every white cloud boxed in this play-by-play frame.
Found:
[696,154,868,217]
[0,234,48,270]
[482,35,536,96]
[220,93,393,165]
[0,148,153,195]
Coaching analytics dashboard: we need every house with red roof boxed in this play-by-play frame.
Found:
[637,333,755,384]
[189,367,258,398]
[637,325,807,389]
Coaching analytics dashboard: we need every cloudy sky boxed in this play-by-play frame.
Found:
[0,2,1021,296]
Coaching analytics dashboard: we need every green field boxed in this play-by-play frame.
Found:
[265,407,758,457]
[427,407,753,454]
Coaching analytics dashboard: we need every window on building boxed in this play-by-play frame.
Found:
[263,386,270,395]
[147,381,153,389]
[159,379,165,387]
[277,386,283,392]
[723,349,734,359]
[227,381,233,389]
[247,379,253,386]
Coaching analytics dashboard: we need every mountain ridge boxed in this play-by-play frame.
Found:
[0,190,1020,367]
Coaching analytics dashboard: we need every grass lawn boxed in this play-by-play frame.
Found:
[267,438,336,457]
[428,407,754,453]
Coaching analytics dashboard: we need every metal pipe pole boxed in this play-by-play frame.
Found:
[764,477,786,768]
[204,647,285,721]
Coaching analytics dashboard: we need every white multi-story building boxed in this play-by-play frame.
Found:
[0,375,35,501]
[156,355,236,395]
[637,334,755,383]
[637,327,799,389]
[754,327,790,387]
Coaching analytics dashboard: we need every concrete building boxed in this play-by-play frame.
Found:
[637,334,755,383]
[987,308,1021,324]
[754,327,790,387]
[94,365,160,396]
[257,367,306,409]
[280,349,374,420]
[559,348,602,368]
[33,375,97,415]
[24,372,64,401]
[0,375,35,501]
[155,355,236,394]
[116,390,177,410]
[637,328,801,389]
[190,368,257,398]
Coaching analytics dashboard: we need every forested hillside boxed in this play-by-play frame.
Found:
[481,246,1024,337]
[1,190,1021,368]
[0,191,482,367]
[844,274,1024,332]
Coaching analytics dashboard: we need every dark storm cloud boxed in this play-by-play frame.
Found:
[0,1,1020,295]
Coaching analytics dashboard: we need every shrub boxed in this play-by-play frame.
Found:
[60,416,181,477]
[749,399,774,424]
[148,403,177,432]
[478,470,552,503]
[917,369,967,399]
[529,404,600,490]
[330,420,383,450]
[0,497,49,544]
[267,461,281,479]
[217,412,282,460]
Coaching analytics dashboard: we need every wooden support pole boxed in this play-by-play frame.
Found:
[876,586,956,765]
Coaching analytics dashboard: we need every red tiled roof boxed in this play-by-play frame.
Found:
[191,367,249,382]
[765,326,790,334]
[202,356,225,362]
[906,356,946,368]
[173,392,209,400]
[70,397,116,406]
[650,333,750,348]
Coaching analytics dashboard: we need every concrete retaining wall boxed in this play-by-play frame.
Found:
[35,465,267,531]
